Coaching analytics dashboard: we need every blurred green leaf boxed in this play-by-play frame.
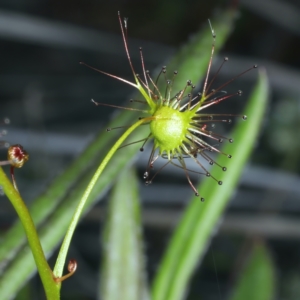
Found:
[158,9,236,93]
[14,282,32,300]
[229,242,275,300]
[152,70,269,300]
[100,168,149,300]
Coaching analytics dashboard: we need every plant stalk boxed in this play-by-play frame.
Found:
[0,167,60,300]
[53,117,147,277]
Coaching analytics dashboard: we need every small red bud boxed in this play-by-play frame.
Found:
[8,144,29,168]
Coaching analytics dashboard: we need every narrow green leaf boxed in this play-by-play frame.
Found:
[152,70,269,300]
[15,282,33,300]
[229,242,276,300]
[100,168,149,300]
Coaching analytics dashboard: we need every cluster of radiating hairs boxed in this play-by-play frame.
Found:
[81,12,257,201]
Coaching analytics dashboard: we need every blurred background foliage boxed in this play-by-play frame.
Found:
[0,0,299,299]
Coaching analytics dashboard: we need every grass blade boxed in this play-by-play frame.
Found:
[229,241,275,300]
[100,168,148,300]
[152,69,269,300]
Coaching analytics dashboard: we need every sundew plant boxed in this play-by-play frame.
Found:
[0,8,269,300]
[81,14,256,201]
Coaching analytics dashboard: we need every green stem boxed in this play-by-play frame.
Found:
[0,167,60,300]
[53,118,147,278]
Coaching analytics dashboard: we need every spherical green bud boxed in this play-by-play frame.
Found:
[150,106,191,153]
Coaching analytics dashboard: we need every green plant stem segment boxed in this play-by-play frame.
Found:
[53,118,148,278]
[152,70,269,300]
[0,168,60,300]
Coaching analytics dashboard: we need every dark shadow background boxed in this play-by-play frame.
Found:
[1,0,300,299]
